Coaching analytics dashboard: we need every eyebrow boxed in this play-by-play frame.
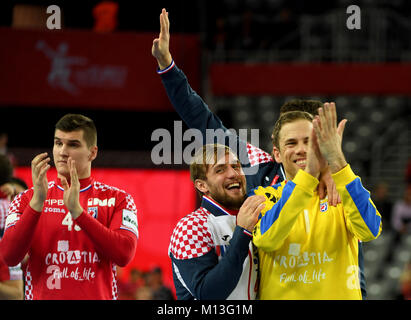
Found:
[284,137,309,144]
[284,138,297,144]
[54,137,81,144]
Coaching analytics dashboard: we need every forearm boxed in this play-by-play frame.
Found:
[0,206,41,266]
[160,64,227,134]
[333,164,382,240]
[75,212,137,267]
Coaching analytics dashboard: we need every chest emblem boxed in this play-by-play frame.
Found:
[88,206,98,218]
[320,201,328,213]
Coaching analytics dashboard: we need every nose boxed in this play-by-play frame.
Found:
[59,143,69,156]
[226,165,240,178]
[295,141,307,155]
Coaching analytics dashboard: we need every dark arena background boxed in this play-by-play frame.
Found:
[0,0,410,302]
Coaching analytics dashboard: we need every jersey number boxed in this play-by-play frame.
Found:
[62,212,81,231]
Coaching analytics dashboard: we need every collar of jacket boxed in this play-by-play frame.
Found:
[201,195,239,217]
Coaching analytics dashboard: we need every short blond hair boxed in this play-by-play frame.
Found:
[190,144,235,183]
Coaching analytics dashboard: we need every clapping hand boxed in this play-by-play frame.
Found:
[60,157,83,219]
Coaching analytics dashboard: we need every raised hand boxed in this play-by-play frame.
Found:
[313,102,348,174]
[60,157,83,219]
[152,8,173,69]
[237,195,266,232]
[29,152,50,212]
[318,167,341,206]
[304,125,326,179]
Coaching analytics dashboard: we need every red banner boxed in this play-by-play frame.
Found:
[0,27,200,110]
[14,167,197,296]
[210,63,411,96]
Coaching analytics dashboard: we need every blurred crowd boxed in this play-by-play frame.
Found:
[370,158,411,299]
[117,266,175,300]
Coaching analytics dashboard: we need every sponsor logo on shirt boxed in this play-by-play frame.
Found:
[87,197,115,207]
[45,199,65,206]
[121,209,138,235]
[44,207,66,214]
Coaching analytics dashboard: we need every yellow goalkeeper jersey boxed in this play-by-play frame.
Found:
[252,165,382,300]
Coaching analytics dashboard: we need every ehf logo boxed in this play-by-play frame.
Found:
[320,202,328,213]
[88,207,98,219]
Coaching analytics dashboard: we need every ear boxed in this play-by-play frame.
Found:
[194,179,209,195]
[89,145,98,162]
[272,146,282,164]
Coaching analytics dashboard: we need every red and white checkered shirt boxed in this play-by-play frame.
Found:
[0,198,9,231]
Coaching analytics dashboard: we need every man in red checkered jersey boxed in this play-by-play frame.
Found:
[169,144,265,299]
[0,114,138,300]
[0,154,23,299]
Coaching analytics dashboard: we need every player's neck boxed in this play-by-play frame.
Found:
[57,173,93,188]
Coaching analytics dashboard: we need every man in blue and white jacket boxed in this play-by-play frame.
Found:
[152,8,367,298]
[169,143,265,299]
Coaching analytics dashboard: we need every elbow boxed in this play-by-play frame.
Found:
[0,249,20,268]
[113,235,137,267]
[114,254,133,268]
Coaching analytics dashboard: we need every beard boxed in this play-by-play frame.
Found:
[208,186,247,210]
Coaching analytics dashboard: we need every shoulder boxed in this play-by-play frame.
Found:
[8,188,33,214]
[169,208,213,260]
[246,143,273,167]
[92,181,136,212]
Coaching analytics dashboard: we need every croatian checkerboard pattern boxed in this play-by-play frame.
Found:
[169,208,213,260]
[246,143,273,166]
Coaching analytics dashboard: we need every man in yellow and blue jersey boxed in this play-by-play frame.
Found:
[252,103,382,299]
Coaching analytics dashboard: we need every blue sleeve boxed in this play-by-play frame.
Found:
[170,226,251,300]
[160,64,229,137]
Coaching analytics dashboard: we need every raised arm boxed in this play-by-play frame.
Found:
[314,103,381,240]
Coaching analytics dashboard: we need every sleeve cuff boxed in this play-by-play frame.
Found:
[292,169,319,193]
[233,226,252,246]
[332,164,357,187]
[242,228,253,238]
[157,59,175,74]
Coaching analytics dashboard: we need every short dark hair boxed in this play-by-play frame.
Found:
[0,154,13,185]
[272,111,313,150]
[280,99,322,116]
[55,114,97,147]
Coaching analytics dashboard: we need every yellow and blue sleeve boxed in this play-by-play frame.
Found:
[333,164,382,241]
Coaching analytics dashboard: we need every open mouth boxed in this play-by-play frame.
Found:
[226,182,241,191]
[294,159,307,167]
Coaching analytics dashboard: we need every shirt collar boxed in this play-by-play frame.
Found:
[201,195,239,217]
[56,176,93,192]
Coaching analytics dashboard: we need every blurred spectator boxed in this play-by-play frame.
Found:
[135,285,153,300]
[406,158,411,185]
[379,184,411,270]
[0,154,24,299]
[0,154,13,235]
[9,177,28,197]
[92,1,118,32]
[400,259,411,300]
[391,185,411,236]
[117,267,144,300]
[372,182,393,231]
[147,267,175,300]
[0,133,17,170]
